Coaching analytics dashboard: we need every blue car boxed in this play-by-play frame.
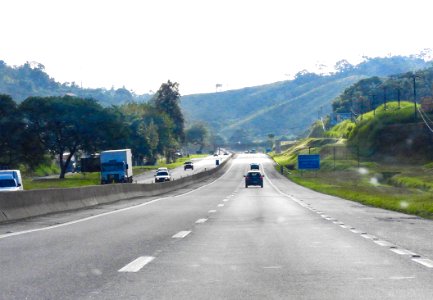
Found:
[244,171,264,188]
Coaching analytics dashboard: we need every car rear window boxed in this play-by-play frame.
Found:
[248,172,261,177]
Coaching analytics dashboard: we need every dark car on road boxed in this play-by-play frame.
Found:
[250,163,260,170]
[184,161,194,170]
[244,171,264,188]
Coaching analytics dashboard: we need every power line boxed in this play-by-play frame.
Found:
[417,107,433,134]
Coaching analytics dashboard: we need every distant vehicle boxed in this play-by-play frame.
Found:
[0,170,23,190]
[251,149,256,153]
[0,175,20,192]
[244,171,264,188]
[244,150,249,153]
[223,152,229,155]
[250,163,260,170]
[155,170,171,183]
[184,161,194,170]
[213,153,218,156]
[157,167,168,172]
[100,149,133,184]
[80,155,101,173]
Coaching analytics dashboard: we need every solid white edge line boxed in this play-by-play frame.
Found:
[172,231,191,238]
[390,248,418,256]
[264,161,433,271]
[0,159,236,240]
[374,240,395,247]
[118,256,155,272]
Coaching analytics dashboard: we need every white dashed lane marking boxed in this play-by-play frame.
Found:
[118,256,154,272]
[172,231,191,238]
[195,218,208,224]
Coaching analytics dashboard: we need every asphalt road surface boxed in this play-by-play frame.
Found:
[2,154,433,299]
[134,154,228,184]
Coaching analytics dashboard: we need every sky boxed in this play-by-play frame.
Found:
[0,0,432,95]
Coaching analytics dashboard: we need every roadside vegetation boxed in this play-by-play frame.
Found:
[272,101,433,219]
[23,154,208,190]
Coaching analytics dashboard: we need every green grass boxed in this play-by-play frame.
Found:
[272,124,433,219]
[287,169,433,219]
[23,154,210,190]
[24,172,100,190]
[272,136,433,219]
[325,120,355,138]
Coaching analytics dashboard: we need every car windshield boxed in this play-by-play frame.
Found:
[0,178,17,188]
[101,162,124,172]
[156,171,168,176]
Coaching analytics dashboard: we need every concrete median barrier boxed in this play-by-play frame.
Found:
[0,155,233,223]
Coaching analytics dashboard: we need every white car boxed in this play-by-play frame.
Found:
[154,170,171,183]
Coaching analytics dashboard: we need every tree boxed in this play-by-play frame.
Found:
[267,133,275,149]
[151,80,185,143]
[119,102,174,164]
[20,96,115,178]
[228,129,251,149]
[334,59,354,73]
[209,133,226,152]
[0,94,25,168]
[185,123,209,152]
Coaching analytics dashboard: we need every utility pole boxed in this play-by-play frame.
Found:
[370,94,376,116]
[397,86,401,109]
[360,99,364,121]
[383,86,387,110]
[410,73,419,120]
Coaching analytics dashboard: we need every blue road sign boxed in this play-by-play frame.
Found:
[298,154,320,170]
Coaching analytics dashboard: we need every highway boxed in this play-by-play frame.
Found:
[134,154,228,184]
[2,153,433,299]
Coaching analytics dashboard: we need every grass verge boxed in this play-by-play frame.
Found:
[24,154,209,190]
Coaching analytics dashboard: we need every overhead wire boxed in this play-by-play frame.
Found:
[417,106,433,134]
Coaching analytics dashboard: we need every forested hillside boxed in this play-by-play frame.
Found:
[181,56,431,140]
[0,61,151,105]
[332,66,433,115]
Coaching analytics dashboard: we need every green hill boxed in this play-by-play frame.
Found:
[0,61,152,105]
[181,56,430,140]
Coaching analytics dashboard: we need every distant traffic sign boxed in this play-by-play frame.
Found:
[298,154,320,170]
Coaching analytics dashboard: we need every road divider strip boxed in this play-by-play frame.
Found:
[0,155,234,223]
